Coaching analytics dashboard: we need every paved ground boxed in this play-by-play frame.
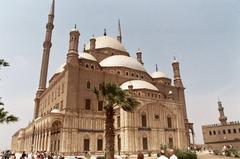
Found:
[197,151,236,159]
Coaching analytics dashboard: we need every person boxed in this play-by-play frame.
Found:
[157,150,168,159]
[137,151,144,159]
[169,149,178,159]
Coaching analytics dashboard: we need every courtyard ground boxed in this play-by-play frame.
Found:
[197,151,237,159]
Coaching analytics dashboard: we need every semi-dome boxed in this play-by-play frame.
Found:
[55,53,96,74]
[151,71,168,78]
[85,36,127,52]
[120,80,159,91]
[79,52,97,61]
[100,55,146,72]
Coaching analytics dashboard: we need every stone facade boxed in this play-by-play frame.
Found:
[202,101,240,150]
[11,0,192,155]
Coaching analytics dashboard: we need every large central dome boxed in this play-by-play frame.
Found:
[100,55,146,72]
[85,36,127,52]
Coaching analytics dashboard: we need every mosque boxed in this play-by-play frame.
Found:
[11,0,193,155]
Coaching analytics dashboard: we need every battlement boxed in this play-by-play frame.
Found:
[202,121,240,128]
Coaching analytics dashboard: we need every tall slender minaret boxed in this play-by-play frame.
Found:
[117,19,122,43]
[34,0,55,119]
[37,0,55,95]
[218,99,227,125]
[172,57,183,87]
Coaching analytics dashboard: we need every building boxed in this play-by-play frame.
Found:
[11,0,193,155]
[202,100,240,150]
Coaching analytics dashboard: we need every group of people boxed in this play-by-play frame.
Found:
[137,149,178,159]
[0,151,64,159]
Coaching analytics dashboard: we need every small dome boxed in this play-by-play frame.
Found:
[85,36,127,52]
[55,53,96,74]
[79,52,97,61]
[120,80,159,91]
[51,109,61,114]
[100,55,146,72]
[151,71,168,78]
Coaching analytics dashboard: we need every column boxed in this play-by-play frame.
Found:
[47,130,51,152]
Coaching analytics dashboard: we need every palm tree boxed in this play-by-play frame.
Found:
[94,83,140,159]
[0,101,18,123]
[0,59,18,124]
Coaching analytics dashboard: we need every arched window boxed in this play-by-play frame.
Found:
[141,114,147,127]
[167,116,172,128]
[209,131,212,135]
[87,81,91,89]
[223,129,226,134]
[233,129,237,133]
[142,137,148,150]
[213,131,216,135]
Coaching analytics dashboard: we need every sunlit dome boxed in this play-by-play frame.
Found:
[51,109,61,114]
[79,52,97,61]
[100,55,146,72]
[85,36,127,52]
[151,71,168,78]
[120,80,159,91]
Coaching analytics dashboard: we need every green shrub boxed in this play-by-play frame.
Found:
[175,150,197,159]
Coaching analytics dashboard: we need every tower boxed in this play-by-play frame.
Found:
[136,49,144,65]
[117,19,122,43]
[67,26,80,65]
[218,99,227,124]
[65,26,80,111]
[172,57,191,145]
[34,0,55,119]
[172,57,183,87]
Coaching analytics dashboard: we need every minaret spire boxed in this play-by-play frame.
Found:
[34,0,55,119]
[155,64,158,72]
[218,99,227,125]
[117,19,122,43]
[37,0,55,93]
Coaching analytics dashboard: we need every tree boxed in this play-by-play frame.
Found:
[0,59,18,124]
[94,83,140,159]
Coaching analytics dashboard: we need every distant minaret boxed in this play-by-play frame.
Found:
[117,19,122,43]
[172,57,183,87]
[34,0,55,119]
[37,0,55,94]
[218,99,227,125]
[136,49,144,65]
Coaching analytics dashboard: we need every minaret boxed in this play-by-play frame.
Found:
[89,35,96,55]
[136,49,144,65]
[172,57,183,87]
[155,64,158,71]
[67,25,80,65]
[37,0,55,95]
[34,0,55,119]
[172,57,190,145]
[218,99,227,125]
[117,19,122,43]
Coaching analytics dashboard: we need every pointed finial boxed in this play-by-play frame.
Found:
[117,19,122,42]
[173,56,178,63]
[83,44,86,51]
[218,97,221,102]
[104,28,107,36]
[74,24,77,29]
[49,0,55,16]
[155,64,158,72]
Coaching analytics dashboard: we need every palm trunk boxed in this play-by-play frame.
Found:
[105,107,115,159]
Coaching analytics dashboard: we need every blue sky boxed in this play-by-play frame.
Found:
[0,0,240,150]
